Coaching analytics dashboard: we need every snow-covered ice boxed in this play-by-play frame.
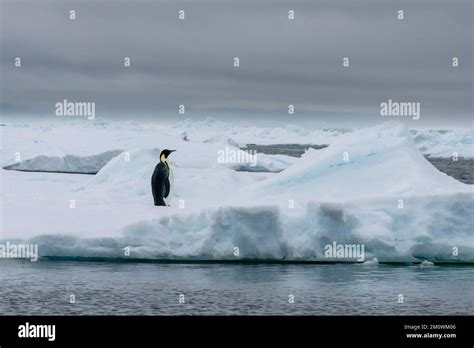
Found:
[0,119,472,262]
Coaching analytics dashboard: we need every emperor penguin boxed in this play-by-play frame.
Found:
[151,149,175,206]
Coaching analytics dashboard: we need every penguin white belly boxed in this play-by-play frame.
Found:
[164,165,174,206]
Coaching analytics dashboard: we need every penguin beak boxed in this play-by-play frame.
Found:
[170,150,176,153]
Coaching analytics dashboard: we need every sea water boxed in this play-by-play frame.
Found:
[0,260,472,315]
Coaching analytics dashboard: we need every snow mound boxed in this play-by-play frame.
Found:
[3,150,122,174]
[79,147,274,206]
[244,123,468,203]
[84,148,160,197]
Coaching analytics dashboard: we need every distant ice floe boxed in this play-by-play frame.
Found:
[170,117,473,158]
[362,258,379,266]
[3,150,122,174]
[419,260,435,267]
[411,129,473,158]
[169,117,344,146]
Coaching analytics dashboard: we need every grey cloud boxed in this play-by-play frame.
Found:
[1,0,472,128]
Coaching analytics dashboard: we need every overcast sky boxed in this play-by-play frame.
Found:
[1,0,472,128]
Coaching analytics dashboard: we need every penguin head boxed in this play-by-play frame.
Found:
[160,149,175,162]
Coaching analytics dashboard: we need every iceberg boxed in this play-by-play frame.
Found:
[0,121,472,263]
